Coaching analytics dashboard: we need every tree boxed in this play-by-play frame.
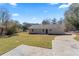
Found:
[13,20,23,32]
[64,3,79,30]
[0,8,10,35]
[42,18,51,25]
[58,18,64,24]
[6,20,22,35]
[22,22,31,31]
[0,8,22,35]
[51,18,57,24]
[42,20,50,24]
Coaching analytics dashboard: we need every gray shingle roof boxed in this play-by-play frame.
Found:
[29,24,65,29]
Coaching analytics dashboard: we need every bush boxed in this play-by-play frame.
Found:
[6,25,17,35]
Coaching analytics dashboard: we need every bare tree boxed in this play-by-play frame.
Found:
[51,18,57,24]
[42,18,51,25]
[58,18,64,24]
[0,8,11,35]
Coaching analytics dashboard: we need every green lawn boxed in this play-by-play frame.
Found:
[0,32,55,55]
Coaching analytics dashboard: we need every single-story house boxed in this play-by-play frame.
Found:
[29,24,65,34]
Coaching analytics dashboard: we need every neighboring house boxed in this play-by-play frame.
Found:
[29,24,65,34]
[0,25,6,35]
[0,27,2,34]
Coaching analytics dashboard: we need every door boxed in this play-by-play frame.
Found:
[46,29,48,34]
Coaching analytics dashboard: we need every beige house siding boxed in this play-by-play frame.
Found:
[48,29,64,34]
[48,25,65,34]
[29,29,46,34]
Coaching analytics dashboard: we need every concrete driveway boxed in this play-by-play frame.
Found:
[53,34,79,56]
[2,45,53,56]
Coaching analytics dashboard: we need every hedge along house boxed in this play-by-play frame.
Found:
[29,24,65,34]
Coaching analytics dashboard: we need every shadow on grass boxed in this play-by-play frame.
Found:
[0,33,18,38]
[7,33,18,37]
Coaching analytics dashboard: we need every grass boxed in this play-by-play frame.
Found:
[0,32,55,55]
[74,32,79,41]
[75,33,79,41]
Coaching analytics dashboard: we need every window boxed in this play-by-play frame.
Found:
[49,29,52,31]
[32,29,33,32]
[42,29,44,32]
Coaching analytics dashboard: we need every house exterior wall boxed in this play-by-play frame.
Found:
[29,28,65,34]
[0,28,6,35]
[48,28,64,34]
[29,29,46,34]
[0,29,1,34]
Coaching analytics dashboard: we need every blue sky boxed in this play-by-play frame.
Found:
[0,3,71,24]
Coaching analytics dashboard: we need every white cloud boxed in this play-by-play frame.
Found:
[12,13,19,16]
[9,3,17,6]
[59,3,72,9]
[49,3,58,5]
[31,17,37,20]
[44,10,48,13]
